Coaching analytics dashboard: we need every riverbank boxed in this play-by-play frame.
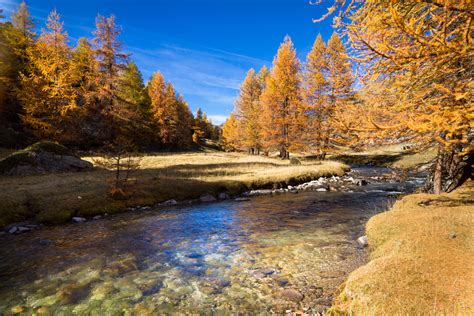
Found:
[330,180,474,314]
[0,152,348,228]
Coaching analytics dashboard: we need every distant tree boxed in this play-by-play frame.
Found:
[221,112,241,151]
[302,34,330,158]
[0,1,35,128]
[260,36,303,159]
[18,9,74,141]
[193,108,214,142]
[174,95,195,148]
[147,72,194,148]
[93,14,132,144]
[235,66,268,154]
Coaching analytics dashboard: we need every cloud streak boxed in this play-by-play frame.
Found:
[127,43,269,119]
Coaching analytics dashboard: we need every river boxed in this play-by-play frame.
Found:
[0,167,423,314]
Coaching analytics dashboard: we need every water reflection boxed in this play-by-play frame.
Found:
[0,170,414,314]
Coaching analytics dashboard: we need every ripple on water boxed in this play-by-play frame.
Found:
[0,170,414,314]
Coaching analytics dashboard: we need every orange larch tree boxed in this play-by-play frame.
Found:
[261,36,303,159]
[18,9,74,141]
[313,0,473,193]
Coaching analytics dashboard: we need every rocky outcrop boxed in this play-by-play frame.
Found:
[0,142,93,176]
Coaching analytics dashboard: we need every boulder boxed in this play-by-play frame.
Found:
[0,141,93,176]
[200,194,216,202]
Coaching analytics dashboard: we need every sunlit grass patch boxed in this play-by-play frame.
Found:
[330,181,474,315]
[0,152,348,227]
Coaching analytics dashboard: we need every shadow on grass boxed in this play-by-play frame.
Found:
[330,154,404,166]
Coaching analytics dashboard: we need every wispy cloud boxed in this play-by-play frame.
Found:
[207,115,228,125]
[127,43,269,118]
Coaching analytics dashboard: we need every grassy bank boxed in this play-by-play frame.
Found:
[330,180,474,315]
[0,152,348,227]
[331,144,437,170]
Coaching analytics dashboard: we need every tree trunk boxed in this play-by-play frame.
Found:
[433,145,443,194]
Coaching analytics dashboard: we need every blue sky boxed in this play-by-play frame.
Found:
[1,0,335,124]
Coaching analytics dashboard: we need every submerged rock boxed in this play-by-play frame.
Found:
[218,193,230,200]
[200,194,216,202]
[280,289,303,302]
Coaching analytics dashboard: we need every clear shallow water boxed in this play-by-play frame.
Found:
[0,168,419,314]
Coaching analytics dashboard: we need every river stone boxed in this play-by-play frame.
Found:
[357,236,369,247]
[218,193,230,200]
[72,217,86,223]
[280,289,303,302]
[8,226,18,234]
[200,194,216,202]
[235,197,250,202]
[163,199,178,206]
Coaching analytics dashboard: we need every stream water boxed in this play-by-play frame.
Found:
[0,167,423,314]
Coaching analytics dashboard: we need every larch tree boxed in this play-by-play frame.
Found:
[93,14,131,144]
[235,66,268,154]
[221,112,241,151]
[325,32,354,152]
[18,9,74,141]
[314,0,473,193]
[0,1,35,128]
[261,36,303,159]
[302,34,331,158]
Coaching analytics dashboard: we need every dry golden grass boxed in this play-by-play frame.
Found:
[0,152,348,227]
[330,181,474,315]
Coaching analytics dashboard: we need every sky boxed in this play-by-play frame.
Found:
[1,0,336,125]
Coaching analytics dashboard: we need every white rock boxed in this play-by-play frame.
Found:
[316,188,327,192]
[77,196,83,200]
[357,236,369,247]
[17,226,31,233]
[235,197,250,202]
[93,215,102,220]
[141,206,151,210]
[200,194,216,202]
[8,226,18,234]
[72,217,86,223]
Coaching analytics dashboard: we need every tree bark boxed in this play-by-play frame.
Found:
[433,145,443,194]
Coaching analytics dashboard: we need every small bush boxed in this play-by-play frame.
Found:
[290,157,301,165]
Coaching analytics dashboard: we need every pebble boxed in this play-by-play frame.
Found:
[235,197,250,202]
[163,199,178,206]
[449,232,457,239]
[200,194,216,202]
[218,193,230,200]
[72,217,86,223]
[357,236,369,247]
[280,289,304,302]
[8,226,18,234]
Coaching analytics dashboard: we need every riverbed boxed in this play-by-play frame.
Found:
[0,167,422,314]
